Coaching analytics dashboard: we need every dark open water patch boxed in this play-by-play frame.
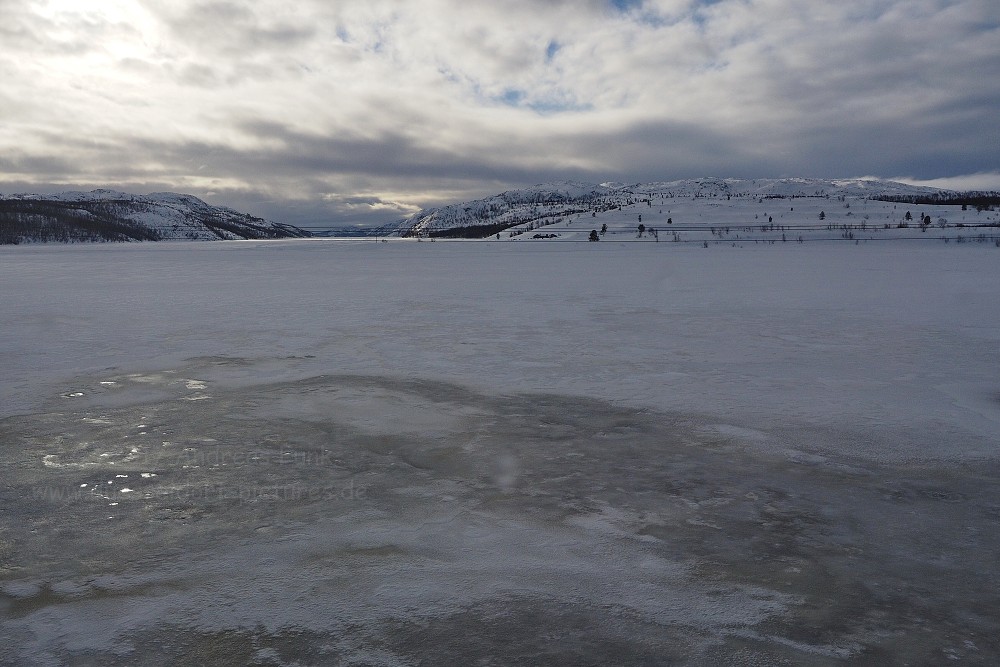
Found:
[1,365,998,665]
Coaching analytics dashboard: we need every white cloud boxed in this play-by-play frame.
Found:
[1,0,997,225]
[896,172,1000,192]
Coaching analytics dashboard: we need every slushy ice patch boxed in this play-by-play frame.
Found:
[1,365,998,665]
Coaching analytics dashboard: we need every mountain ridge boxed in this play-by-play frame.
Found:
[0,190,310,244]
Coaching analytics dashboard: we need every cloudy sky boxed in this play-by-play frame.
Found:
[2,0,998,227]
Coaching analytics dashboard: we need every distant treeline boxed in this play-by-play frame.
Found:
[0,199,161,244]
[427,221,519,238]
[869,192,1000,210]
[421,207,594,239]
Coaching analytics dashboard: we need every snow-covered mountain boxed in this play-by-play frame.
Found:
[378,177,990,239]
[0,189,309,243]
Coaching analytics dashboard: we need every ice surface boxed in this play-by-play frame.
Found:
[3,240,997,461]
[1,240,999,664]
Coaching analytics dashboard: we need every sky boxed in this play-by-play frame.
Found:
[1,0,998,228]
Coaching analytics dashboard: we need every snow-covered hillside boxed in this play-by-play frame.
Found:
[0,189,309,243]
[373,180,616,238]
[379,178,1000,244]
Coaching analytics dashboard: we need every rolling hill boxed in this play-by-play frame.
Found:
[0,190,310,244]
[375,177,1000,243]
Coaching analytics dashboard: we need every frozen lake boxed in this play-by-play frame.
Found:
[2,240,999,664]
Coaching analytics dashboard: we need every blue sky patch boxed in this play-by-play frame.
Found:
[610,0,643,13]
[545,40,561,63]
[495,88,592,115]
[500,89,526,106]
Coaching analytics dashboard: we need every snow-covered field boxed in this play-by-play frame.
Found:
[513,191,1000,245]
[2,239,999,664]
